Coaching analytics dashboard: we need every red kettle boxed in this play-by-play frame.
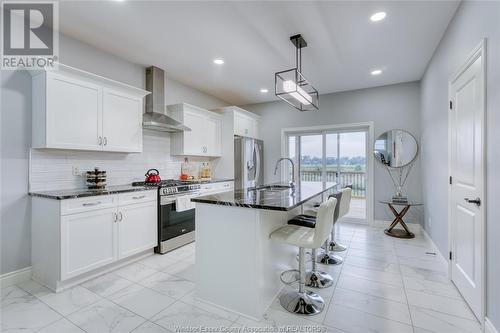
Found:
[145,169,161,183]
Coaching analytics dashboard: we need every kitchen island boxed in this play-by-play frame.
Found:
[191,181,337,319]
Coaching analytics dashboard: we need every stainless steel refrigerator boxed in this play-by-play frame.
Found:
[234,136,264,189]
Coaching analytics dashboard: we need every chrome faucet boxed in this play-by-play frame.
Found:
[274,157,296,187]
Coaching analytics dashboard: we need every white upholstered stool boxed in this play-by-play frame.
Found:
[305,187,352,265]
[270,197,337,315]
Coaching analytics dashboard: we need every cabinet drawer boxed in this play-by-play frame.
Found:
[118,191,157,206]
[61,195,117,215]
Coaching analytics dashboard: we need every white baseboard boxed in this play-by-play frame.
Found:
[0,266,32,288]
[486,318,499,333]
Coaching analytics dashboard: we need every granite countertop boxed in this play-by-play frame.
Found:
[29,184,158,200]
[29,178,235,200]
[191,181,338,211]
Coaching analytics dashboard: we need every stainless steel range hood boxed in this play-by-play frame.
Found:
[144,66,191,132]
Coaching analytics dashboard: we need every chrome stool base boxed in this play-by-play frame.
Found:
[279,289,325,315]
[316,251,343,265]
[329,241,347,252]
[305,270,334,288]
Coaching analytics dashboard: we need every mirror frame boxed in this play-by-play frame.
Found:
[374,129,419,169]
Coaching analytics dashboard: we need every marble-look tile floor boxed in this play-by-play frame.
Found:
[1,222,481,333]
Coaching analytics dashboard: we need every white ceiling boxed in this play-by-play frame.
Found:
[58,1,459,105]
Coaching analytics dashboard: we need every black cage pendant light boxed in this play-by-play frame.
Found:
[275,34,319,111]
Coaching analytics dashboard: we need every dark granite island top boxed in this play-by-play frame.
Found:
[191,181,338,211]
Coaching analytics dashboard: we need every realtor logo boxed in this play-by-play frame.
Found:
[1,1,59,69]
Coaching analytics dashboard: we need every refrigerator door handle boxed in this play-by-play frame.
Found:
[255,143,261,185]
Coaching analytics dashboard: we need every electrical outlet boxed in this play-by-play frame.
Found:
[72,166,80,176]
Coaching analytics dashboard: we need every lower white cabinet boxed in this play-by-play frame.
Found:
[31,191,157,291]
[118,201,157,258]
[61,207,117,280]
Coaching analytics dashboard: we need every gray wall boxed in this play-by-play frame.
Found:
[419,1,500,328]
[243,82,422,223]
[0,34,228,275]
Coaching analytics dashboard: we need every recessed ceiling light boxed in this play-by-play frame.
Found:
[260,88,268,93]
[213,59,224,65]
[371,69,383,75]
[370,12,386,22]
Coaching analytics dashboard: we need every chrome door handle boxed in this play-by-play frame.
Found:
[464,197,481,207]
[82,201,101,207]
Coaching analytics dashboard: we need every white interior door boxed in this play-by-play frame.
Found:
[449,41,485,321]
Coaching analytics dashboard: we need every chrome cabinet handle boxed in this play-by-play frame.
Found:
[98,136,103,145]
[113,212,118,222]
[132,195,146,200]
[82,201,101,207]
[118,212,123,221]
[464,197,481,207]
[103,137,107,146]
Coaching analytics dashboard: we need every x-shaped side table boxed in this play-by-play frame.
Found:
[381,201,422,239]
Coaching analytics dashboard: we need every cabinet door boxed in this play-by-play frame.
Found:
[234,112,254,138]
[61,208,117,280]
[102,89,143,153]
[182,110,206,155]
[46,73,102,150]
[204,115,222,156]
[118,201,157,258]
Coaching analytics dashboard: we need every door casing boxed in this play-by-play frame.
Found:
[447,38,486,326]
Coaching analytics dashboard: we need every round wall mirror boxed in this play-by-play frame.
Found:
[374,130,418,168]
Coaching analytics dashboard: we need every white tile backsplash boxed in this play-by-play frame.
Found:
[29,131,210,191]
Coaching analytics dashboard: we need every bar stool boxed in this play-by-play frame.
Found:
[328,186,352,252]
[304,187,352,265]
[270,197,337,315]
[287,215,334,288]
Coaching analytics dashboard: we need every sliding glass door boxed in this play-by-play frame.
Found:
[286,129,367,221]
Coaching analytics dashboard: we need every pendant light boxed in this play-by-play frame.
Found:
[275,34,319,111]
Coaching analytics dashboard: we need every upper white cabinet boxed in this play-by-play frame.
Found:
[102,88,143,152]
[31,64,149,153]
[212,106,260,139]
[234,111,259,138]
[210,106,261,179]
[168,103,222,157]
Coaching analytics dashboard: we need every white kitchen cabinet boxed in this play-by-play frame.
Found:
[31,191,157,292]
[43,73,103,150]
[169,103,222,157]
[210,106,261,179]
[118,200,158,258]
[31,63,149,153]
[102,88,143,152]
[234,111,258,138]
[61,207,117,280]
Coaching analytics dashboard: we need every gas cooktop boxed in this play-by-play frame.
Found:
[132,179,201,196]
[132,179,188,187]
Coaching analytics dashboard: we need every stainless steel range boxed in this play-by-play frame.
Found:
[133,180,201,254]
